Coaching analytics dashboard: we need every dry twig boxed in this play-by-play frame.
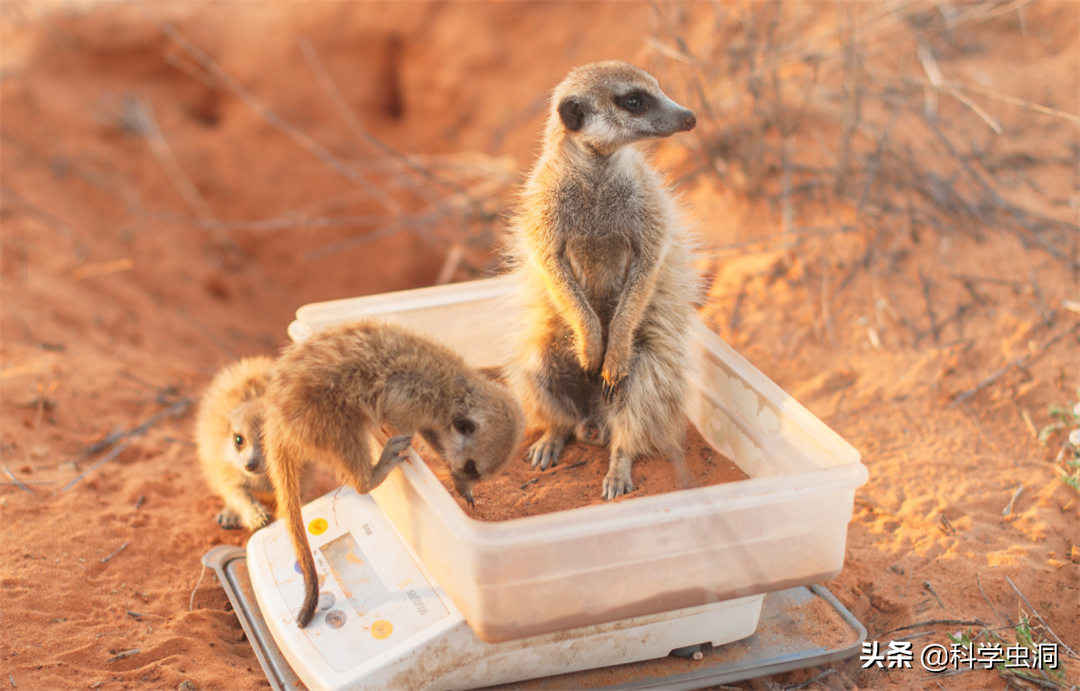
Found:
[105,649,139,663]
[100,541,130,564]
[1003,575,1078,659]
[127,96,215,220]
[949,322,1080,408]
[61,398,193,492]
[3,465,33,494]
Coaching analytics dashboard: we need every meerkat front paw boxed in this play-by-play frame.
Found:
[243,503,271,531]
[601,371,628,403]
[601,468,634,500]
[601,346,631,403]
[381,434,414,465]
[216,507,242,530]
[576,342,603,375]
[574,319,605,374]
[526,430,568,471]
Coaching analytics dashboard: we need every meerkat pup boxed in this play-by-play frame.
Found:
[264,319,525,628]
[506,60,701,500]
[196,356,277,530]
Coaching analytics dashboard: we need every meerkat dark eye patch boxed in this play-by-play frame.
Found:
[452,417,477,436]
[462,460,479,479]
[616,92,652,115]
[558,97,586,132]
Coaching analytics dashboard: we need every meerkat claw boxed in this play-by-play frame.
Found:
[216,510,241,530]
[601,373,626,404]
[528,436,565,471]
[386,433,413,461]
[464,492,475,508]
[601,472,634,500]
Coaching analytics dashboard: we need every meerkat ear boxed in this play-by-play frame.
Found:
[452,417,477,437]
[558,97,586,132]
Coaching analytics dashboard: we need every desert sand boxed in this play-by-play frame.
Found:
[1,3,1077,690]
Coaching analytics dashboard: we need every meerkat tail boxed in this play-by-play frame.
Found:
[269,434,320,628]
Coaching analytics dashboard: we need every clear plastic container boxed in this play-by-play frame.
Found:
[288,276,867,643]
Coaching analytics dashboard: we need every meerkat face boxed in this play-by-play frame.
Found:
[223,399,267,476]
[553,61,696,154]
[419,381,525,506]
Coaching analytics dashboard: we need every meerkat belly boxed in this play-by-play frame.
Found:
[569,178,643,315]
[566,235,630,327]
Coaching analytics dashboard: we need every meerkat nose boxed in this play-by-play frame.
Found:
[245,458,260,472]
[683,113,697,131]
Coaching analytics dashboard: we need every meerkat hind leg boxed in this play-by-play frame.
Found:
[527,427,573,471]
[601,341,687,500]
[601,451,635,500]
[523,347,592,470]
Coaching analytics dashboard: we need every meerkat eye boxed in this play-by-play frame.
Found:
[234,434,245,448]
[452,417,477,436]
[618,93,649,114]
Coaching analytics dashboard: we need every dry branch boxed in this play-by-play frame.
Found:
[297,37,473,201]
[142,9,401,216]
[100,541,130,564]
[3,465,33,494]
[61,399,193,492]
[948,322,1080,408]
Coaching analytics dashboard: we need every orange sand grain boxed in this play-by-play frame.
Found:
[417,421,749,521]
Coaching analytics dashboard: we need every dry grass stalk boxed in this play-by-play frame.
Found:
[127,96,215,220]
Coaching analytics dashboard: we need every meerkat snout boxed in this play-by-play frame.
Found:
[243,452,263,474]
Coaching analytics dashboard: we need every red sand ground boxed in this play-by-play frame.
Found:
[1,4,1077,691]
[418,422,749,522]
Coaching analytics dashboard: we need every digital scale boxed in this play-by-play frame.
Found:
[207,485,866,691]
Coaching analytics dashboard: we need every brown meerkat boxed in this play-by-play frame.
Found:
[264,319,525,628]
[506,60,701,500]
[196,356,277,530]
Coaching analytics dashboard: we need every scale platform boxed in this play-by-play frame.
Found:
[205,492,865,691]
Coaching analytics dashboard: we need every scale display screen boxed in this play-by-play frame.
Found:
[320,533,391,617]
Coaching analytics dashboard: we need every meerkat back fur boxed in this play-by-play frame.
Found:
[506,60,701,500]
[264,319,525,628]
[196,356,277,530]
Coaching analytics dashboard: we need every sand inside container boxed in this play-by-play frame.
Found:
[414,419,750,522]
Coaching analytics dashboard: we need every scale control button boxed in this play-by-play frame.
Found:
[371,620,393,640]
[318,591,336,610]
[325,610,346,629]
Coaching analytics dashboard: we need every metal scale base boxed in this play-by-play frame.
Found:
[205,546,866,691]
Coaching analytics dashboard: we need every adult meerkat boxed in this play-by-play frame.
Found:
[264,319,525,628]
[196,356,276,530]
[507,61,701,500]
